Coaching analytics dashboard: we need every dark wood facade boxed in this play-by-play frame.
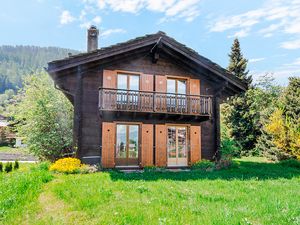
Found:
[47,31,246,168]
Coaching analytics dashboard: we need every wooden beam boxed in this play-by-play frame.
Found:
[74,65,83,158]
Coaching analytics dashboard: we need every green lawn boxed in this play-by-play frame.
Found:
[0,146,28,154]
[1,158,300,225]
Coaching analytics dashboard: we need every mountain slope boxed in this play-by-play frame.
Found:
[0,45,79,93]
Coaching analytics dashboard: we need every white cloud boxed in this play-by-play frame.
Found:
[249,57,265,63]
[80,22,92,29]
[252,69,298,85]
[60,10,75,25]
[284,57,300,66]
[280,39,300,49]
[209,0,300,42]
[210,9,263,32]
[92,16,102,24]
[146,0,175,12]
[104,0,145,13]
[259,22,285,35]
[228,28,250,38]
[97,0,106,9]
[101,28,126,37]
[80,0,201,22]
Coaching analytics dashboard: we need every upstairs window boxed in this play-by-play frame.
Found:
[117,74,139,90]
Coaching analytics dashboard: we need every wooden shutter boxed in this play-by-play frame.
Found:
[190,125,201,164]
[155,75,167,112]
[155,124,167,167]
[102,70,117,109]
[190,79,200,95]
[140,74,154,112]
[102,122,115,168]
[103,70,117,88]
[141,74,153,91]
[141,124,153,167]
[155,75,167,92]
[190,79,201,114]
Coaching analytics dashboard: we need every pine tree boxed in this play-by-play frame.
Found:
[223,38,256,154]
[227,38,252,87]
[281,77,300,120]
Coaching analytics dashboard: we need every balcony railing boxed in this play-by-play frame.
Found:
[99,88,212,116]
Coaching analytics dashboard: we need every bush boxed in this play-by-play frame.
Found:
[49,157,82,174]
[14,73,73,161]
[38,161,51,171]
[14,160,19,170]
[0,162,3,172]
[221,137,241,158]
[278,159,300,168]
[191,160,215,170]
[143,166,158,172]
[5,162,13,173]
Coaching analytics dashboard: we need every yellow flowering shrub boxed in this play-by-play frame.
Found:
[49,157,82,174]
[266,109,300,159]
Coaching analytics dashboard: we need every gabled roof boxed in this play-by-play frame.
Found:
[47,31,247,92]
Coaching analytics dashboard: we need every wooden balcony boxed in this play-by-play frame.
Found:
[99,88,213,116]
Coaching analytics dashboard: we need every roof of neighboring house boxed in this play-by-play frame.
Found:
[47,31,247,92]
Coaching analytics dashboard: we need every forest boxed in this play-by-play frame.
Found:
[0,45,78,114]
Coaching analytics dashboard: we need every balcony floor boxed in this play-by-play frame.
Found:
[99,110,211,124]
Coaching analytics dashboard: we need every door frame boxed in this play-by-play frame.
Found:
[114,122,141,166]
[166,124,190,167]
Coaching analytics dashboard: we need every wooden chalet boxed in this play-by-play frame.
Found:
[47,26,246,168]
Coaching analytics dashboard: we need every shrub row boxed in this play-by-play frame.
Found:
[0,161,19,173]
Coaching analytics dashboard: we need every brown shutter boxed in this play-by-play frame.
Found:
[141,124,153,167]
[140,74,154,112]
[190,79,201,114]
[102,70,117,109]
[155,75,167,112]
[190,79,200,95]
[190,125,201,164]
[102,122,115,168]
[155,75,167,92]
[141,74,153,91]
[155,124,167,167]
[103,70,117,88]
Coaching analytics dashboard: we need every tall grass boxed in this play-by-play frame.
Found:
[0,163,52,222]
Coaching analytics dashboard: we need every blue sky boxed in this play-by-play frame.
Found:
[1,0,300,85]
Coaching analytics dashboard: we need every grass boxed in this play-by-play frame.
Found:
[1,158,300,225]
[0,163,53,224]
[0,146,28,154]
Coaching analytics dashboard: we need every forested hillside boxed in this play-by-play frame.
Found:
[0,45,79,93]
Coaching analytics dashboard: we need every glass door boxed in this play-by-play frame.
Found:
[167,78,187,113]
[116,124,139,166]
[167,126,188,166]
[117,74,139,110]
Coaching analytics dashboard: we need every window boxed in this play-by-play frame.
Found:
[117,73,139,90]
[117,74,140,109]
